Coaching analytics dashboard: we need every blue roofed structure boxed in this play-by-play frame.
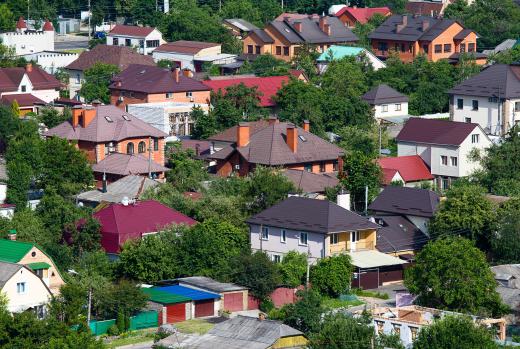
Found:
[157,285,221,301]
[316,45,386,72]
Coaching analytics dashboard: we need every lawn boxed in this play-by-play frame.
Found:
[105,328,155,348]
[174,319,215,335]
[353,288,390,300]
[322,297,364,309]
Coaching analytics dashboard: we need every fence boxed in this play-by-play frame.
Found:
[248,286,302,310]
[89,310,159,336]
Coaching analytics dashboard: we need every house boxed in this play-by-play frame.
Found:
[223,18,259,39]
[374,215,429,258]
[0,237,65,295]
[242,15,358,61]
[369,306,505,347]
[247,195,407,288]
[0,63,61,114]
[491,264,520,323]
[93,199,197,254]
[0,261,52,316]
[109,64,211,110]
[316,45,386,73]
[282,169,339,198]
[334,6,391,27]
[106,24,165,55]
[66,45,155,101]
[368,15,484,64]
[483,39,519,56]
[156,315,308,349]
[362,84,409,121]
[448,63,520,137]
[207,119,344,177]
[1,93,46,115]
[152,41,237,72]
[368,186,440,234]
[405,1,448,18]
[44,104,168,185]
[75,174,160,207]
[396,118,491,190]
[0,17,54,55]
[378,155,434,187]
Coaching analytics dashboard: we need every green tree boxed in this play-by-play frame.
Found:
[405,237,508,317]
[219,0,261,26]
[283,289,324,334]
[166,142,209,192]
[38,106,71,128]
[337,124,386,156]
[0,3,15,31]
[80,62,120,103]
[291,44,319,80]
[245,54,290,76]
[191,106,217,139]
[6,160,32,209]
[10,100,20,117]
[310,254,353,297]
[308,313,377,349]
[492,198,520,263]
[278,251,307,288]
[211,93,242,129]
[341,151,381,211]
[412,315,498,349]
[0,104,21,147]
[231,251,281,300]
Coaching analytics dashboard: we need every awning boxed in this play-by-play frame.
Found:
[27,262,51,270]
[142,287,191,304]
[349,250,407,269]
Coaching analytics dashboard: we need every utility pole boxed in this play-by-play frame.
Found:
[87,0,91,41]
[365,185,368,215]
[378,123,382,156]
[281,0,284,10]
[148,136,152,179]
[27,0,30,21]
[87,286,92,323]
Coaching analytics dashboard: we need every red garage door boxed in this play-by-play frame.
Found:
[224,292,243,312]
[166,303,186,323]
[194,299,214,318]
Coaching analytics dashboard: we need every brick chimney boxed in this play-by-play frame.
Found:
[303,120,310,132]
[71,105,82,127]
[237,122,250,147]
[324,23,331,36]
[183,69,193,78]
[422,20,430,32]
[319,16,328,32]
[173,67,180,83]
[396,15,408,32]
[25,63,33,73]
[82,106,97,128]
[286,124,297,153]
[268,115,278,125]
[294,21,302,32]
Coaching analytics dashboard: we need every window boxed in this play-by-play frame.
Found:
[472,134,479,143]
[281,229,286,243]
[410,327,419,341]
[304,164,312,172]
[392,323,401,335]
[138,141,146,153]
[333,161,338,171]
[299,232,308,245]
[154,138,159,151]
[394,43,399,52]
[451,156,458,167]
[247,45,253,54]
[166,92,173,99]
[276,46,282,55]
[488,97,498,103]
[457,98,463,109]
[401,43,406,52]
[351,231,359,243]
[113,38,119,45]
[472,99,479,111]
[31,251,36,257]
[468,43,475,52]
[16,282,26,294]
[283,46,289,56]
[75,73,81,84]
[441,155,448,166]
[273,255,281,263]
[319,162,326,172]
[255,45,260,54]
[330,233,339,245]
[146,40,160,48]
[186,91,193,98]
[378,42,388,52]
[442,177,449,190]
[422,45,429,54]
[460,43,466,52]
[127,142,134,154]
[261,227,269,240]
[125,38,131,46]
[434,44,442,53]
[515,102,520,112]
[395,103,401,111]
[21,85,26,92]
[443,44,451,53]
[381,104,388,112]
[35,268,44,278]
[464,117,471,124]
[139,40,144,48]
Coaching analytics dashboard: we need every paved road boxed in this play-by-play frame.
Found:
[113,341,154,349]
[54,39,89,51]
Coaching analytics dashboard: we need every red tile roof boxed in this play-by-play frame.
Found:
[0,66,61,93]
[42,20,54,31]
[202,76,290,107]
[378,155,433,184]
[91,153,170,176]
[1,93,45,107]
[108,24,156,37]
[396,118,479,146]
[335,7,391,24]
[94,200,197,253]
[66,45,155,72]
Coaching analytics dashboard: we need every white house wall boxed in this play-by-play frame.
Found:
[107,29,164,55]
[2,268,51,313]
[374,102,409,119]
[22,52,79,74]
[152,52,196,70]
[0,31,54,55]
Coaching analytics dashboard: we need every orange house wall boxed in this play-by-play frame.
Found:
[216,157,338,177]
[338,12,359,27]
[77,141,97,163]
[242,34,273,55]
[117,137,165,166]
[263,25,295,61]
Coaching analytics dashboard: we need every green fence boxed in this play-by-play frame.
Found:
[88,310,158,336]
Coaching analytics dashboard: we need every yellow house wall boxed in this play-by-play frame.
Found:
[18,246,65,295]
[271,335,309,348]
[328,229,378,255]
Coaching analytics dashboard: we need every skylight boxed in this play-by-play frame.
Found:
[299,135,307,142]
[105,116,113,123]
[122,114,130,121]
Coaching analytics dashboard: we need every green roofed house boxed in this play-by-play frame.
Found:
[316,45,386,73]
[0,236,64,295]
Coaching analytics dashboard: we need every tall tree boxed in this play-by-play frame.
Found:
[80,63,120,103]
[166,142,209,192]
[492,198,520,263]
[310,254,354,297]
[283,289,325,334]
[278,251,307,288]
[341,151,381,211]
[231,251,281,300]
[191,106,217,139]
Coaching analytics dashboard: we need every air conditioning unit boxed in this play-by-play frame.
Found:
[118,96,124,102]
[234,164,240,170]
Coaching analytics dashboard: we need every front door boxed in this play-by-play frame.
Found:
[350,231,359,252]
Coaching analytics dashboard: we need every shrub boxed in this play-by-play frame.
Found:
[259,298,274,313]
[107,324,120,336]
[310,254,354,297]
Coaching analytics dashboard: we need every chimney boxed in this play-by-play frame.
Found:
[324,23,331,36]
[8,229,16,241]
[336,190,351,211]
[183,69,193,78]
[195,143,200,156]
[91,99,101,107]
[102,172,107,193]
[422,20,430,32]
[284,16,290,22]
[237,122,250,147]
[402,15,408,25]
[286,124,297,153]
[82,106,97,128]
[71,105,82,127]
[303,120,310,132]
[268,115,278,125]
[258,313,266,321]
[319,16,327,32]
[25,63,33,73]
[396,15,408,32]
[173,67,180,83]
[294,21,302,32]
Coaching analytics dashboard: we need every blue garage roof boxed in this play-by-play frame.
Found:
[157,285,221,301]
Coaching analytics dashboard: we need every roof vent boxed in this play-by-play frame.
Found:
[121,196,129,206]
[122,114,130,121]
[105,116,113,123]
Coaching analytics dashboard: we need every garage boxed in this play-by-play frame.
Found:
[141,287,191,324]
[166,303,187,323]
[157,285,220,318]
[194,299,214,317]
[224,292,243,312]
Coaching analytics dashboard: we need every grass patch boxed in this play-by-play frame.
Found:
[353,288,389,300]
[322,297,364,309]
[105,328,155,348]
[175,319,214,335]
[64,48,87,54]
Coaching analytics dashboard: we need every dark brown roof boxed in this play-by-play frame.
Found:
[368,186,440,218]
[283,169,339,194]
[110,64,211,94]
[0,66,61,92]
[405,1,444,17]
[155,40,220,54]
[249,29,275,44]
[209,122,344,166]
[108,24,156,37]
[66,45,155,72]
[246,196,380,234]
[362,84,408,104]
[208,120,270,142]
[449,64,520,99]
[1,93,45,107]
[91,153,169,176]
[375,215,429,253]
[45,105,166,142]
[396,118,479,146]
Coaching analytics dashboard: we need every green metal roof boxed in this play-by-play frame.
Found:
[0,239,34,263]
[142,287,191,304]
[27,262,51,270]
[317,45,365,62]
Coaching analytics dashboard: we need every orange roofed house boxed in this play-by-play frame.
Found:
[368,15,486,64]
[334,6,391,27]
[207,118,344,177]
[44,104,169,186]
[243,15,358,61]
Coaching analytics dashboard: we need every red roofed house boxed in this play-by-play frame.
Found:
[378,155,434,187]
[93,199,197,254]
[335,6,391,27]
[107,24,165,55]
[0,63,61,116]
[44,104,169,186]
